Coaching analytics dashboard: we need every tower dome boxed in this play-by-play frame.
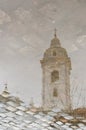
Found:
[43,30,68,59]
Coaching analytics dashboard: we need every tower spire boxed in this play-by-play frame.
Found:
[2,83,10,97]
[54,28,57,38]
[4,83,8,91]
[50,28,61,48]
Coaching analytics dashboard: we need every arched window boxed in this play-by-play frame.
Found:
[51,70,59,82]
[53,51,56,56]
[53,88,58,97]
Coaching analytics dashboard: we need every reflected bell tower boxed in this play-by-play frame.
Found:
[40,29,72,111]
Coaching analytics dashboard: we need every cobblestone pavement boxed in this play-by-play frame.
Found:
[0,91,86,130]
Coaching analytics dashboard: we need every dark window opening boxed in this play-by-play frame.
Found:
[51,70,59,82]
[53,51,56,56]
[53,88,58,97]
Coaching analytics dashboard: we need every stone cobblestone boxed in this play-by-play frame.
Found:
[0,93,86,130]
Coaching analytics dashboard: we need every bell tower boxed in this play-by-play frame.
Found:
[40,30,72,111]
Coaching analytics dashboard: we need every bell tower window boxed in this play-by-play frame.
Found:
[53,51,56,56]
[51,70,59,82]
[53,88,58,97]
